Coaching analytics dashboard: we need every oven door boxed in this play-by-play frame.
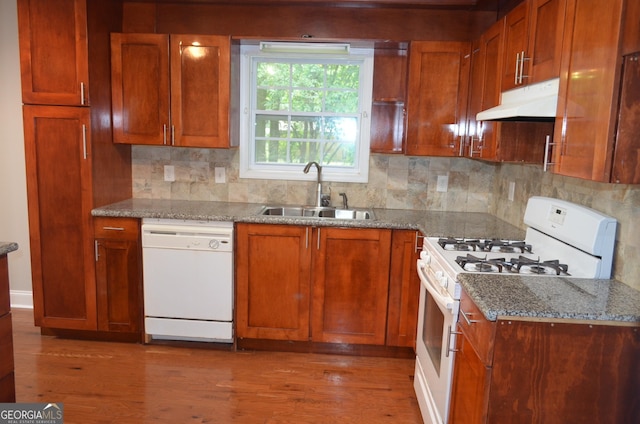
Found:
[414,256,458,424]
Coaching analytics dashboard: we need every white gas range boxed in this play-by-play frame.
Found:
[413,197,617,424]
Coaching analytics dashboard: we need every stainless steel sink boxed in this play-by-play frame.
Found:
[258,205,374,220]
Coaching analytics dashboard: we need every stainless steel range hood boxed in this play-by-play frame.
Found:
[476,78,559,121]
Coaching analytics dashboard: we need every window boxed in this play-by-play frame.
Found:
[239,43,374,182]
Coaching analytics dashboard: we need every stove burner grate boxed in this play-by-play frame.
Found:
[438,238,533,254]
[509,256,570,275]
[455,254,512,273]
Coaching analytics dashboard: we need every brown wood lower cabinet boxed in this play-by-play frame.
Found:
[311,227,391,345]
[0,255,15,402]
[449,289,640,424]
[94,217,142,336]
[235,223,312,341]
[235,223,418,352]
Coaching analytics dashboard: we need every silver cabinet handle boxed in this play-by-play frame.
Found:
[94,240,100,262]
[469,136,482,157]
[80,82,86,105]
[414,231,425,253]
[163,124,167,145]
[171,125,175,146]
[82,124,87,160]
[447,325,463,356]
[102,226,125,231]
[543,134,556,172]
[515,52,520,85]
[460,308,479,325]
[317,227,321,250]
[519,50,528,84]
[305,227,309,249]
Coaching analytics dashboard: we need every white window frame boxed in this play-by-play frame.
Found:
[239,43,373,183]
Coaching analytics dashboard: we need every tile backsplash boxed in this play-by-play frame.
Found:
[492,163,640,292]
[132,146,498,212]
[132,146,640,291]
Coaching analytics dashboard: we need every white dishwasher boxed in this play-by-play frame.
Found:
[141,218,234,343]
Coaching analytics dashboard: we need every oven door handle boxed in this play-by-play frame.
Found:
[417,259,454,310]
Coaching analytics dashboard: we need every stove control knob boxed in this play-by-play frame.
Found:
[440,275,448,289]
[420,251,431,264]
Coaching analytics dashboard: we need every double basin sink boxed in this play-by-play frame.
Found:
[258,205,374,220]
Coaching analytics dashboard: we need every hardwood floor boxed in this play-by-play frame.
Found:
[11,308,423,423]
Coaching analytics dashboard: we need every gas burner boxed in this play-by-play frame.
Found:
[438,238,482,251]
[455,254,510,273]
[509,256,569,275]
[483,239,533,254]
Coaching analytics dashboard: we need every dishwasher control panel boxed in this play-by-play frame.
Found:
[141,219,233,252]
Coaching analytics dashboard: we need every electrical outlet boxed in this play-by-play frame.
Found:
[214,167,226,184]
[508,181,515,201]
[164,165,175,182]
[436,175,449,193]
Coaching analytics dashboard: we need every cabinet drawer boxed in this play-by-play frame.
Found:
[458,289,496,366]
[94,217,140,240]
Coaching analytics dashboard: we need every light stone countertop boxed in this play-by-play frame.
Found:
[458,274,640,323]
[92,198,640,324]
[0,242,18,257]
[91,198,526,240]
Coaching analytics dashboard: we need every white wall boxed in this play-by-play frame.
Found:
[0,1,33,307]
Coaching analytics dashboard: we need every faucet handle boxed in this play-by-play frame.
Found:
[339,192,348,209]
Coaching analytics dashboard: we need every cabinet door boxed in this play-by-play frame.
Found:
[23,105,96,330]
[235,224,312,341]
[501,1,529,91]
[312,227,392,345]
[370,46,407,153]
[611,53,640,184]
[471,21,504,160]
[94,218,142,334]
[17,0,89,106]
[111,33,170,145]
[527,0,566,84]
[170,35,230,148]
[405,41,470,157]
[386,230,420,348]
[0,256,14,403]
[448,331,491,424]
[552,0,624,181]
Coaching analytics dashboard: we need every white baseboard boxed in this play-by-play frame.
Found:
[10,290,33,309]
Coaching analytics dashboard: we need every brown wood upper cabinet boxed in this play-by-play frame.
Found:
[111,33,231,148]
[465,20,554,163]
[550,0,639,183]
[370,46,408,154]
[405,41,470,157]
[17,0,90,106]
[501,0,566,92]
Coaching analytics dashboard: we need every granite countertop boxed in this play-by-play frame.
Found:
[91,198,525,240]
[458,273,640,323]
[0,242,19,256]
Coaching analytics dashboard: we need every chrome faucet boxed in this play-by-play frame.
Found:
[303,161,324,207]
